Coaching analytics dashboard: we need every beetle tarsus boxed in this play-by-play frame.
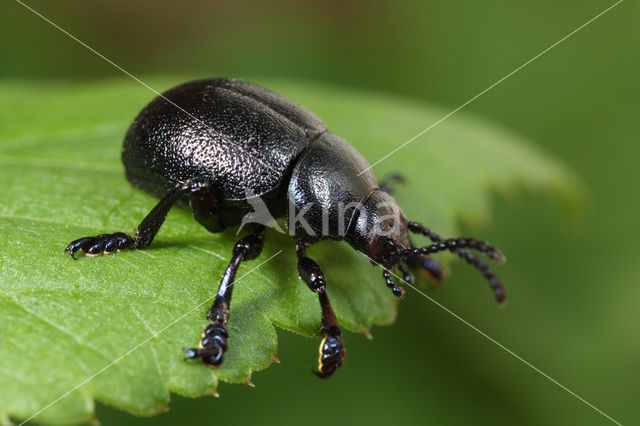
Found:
[184,323,229,367]
[65,232,134,259]
[314,325,345,379]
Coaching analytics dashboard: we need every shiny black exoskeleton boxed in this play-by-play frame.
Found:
[65,79,506,379]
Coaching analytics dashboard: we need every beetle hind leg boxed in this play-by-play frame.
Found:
[64,178,215,259]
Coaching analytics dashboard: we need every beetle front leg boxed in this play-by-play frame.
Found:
[405,255,445,286]
[297,246,346,379]
[65,178,214,259]
[184,225,266,367]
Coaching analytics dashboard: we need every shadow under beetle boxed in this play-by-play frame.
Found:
[65,79,506,379]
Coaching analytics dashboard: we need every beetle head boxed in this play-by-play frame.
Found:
[345,189,410,267]
[345,186,507,304]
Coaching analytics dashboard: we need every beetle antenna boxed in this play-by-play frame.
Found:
[407,221,505,263]
[403,242,505,304]
[456,249,505,304]
[404,221,506,304]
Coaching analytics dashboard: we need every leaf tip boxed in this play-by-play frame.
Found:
[205,389,220,398]
[0,412,13,426]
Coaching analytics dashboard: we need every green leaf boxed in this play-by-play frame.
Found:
[0,78,582,425]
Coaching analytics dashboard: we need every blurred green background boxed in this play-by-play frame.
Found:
[1,0,637,425]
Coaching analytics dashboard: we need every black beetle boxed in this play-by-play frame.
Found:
[65,79,505,379]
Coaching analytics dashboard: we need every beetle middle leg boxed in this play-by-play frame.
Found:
[65,178,214,258]
[404,255,445,286]
[296,245,346,379]
[184,225,266,367]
